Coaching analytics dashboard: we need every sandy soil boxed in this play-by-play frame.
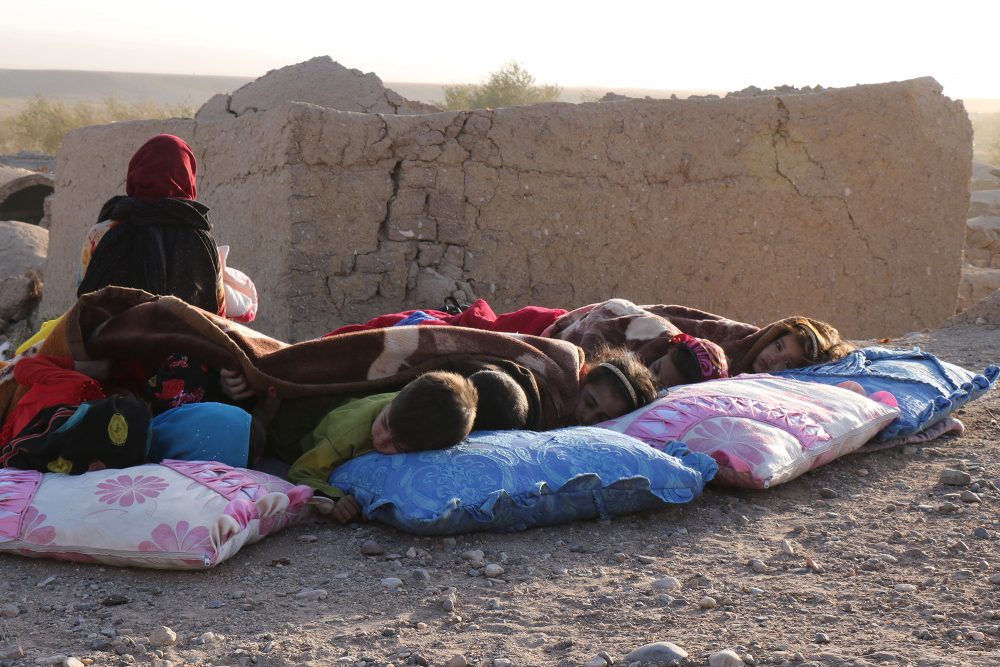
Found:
[1,320,998,667]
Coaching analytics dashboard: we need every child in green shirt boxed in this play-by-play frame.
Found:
[287,371,478,523]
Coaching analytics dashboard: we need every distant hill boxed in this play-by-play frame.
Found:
[0,69,252,107]
[0,69,713,115]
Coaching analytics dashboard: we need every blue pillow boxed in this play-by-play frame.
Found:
[776,347,998,441]
[328,427,717,535]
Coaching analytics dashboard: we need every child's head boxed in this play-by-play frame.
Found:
[575,347,658,425]
[751,317,855,373]
[370,371,478,454]
[468,369,530,430]
[649,333,729,387]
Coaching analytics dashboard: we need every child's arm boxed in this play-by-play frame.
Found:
[287,394,394,500]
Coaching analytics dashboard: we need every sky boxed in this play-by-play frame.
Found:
[2,0,999,100]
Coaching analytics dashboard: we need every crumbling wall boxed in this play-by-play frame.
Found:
[44,77,972,342]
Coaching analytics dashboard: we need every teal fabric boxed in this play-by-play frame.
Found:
[328,426,717,535]
[776,347,998,441]
[149,402,251,467]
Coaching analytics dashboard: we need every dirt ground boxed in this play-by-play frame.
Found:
[1,319,998,667]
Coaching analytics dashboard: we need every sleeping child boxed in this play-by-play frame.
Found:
[278,371,479,523]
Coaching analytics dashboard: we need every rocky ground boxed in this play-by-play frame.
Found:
[0,319,998,667]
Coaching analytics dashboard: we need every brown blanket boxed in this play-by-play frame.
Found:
[545,298,793,374]
[0,288,584,430]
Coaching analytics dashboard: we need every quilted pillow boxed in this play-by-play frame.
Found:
[776,347,998,441]
[328,427,717,535]
[0,460,313,569]
[599,375,899,489]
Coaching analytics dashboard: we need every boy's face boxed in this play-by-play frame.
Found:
[751,334,806,373]
[370,405,402,454]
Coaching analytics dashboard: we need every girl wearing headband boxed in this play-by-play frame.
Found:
[572,346,659,426]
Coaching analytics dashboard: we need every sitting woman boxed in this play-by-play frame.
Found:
[545,298,854,378]
[77,133,224,314]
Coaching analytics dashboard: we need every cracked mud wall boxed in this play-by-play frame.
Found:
[44,77,971,342]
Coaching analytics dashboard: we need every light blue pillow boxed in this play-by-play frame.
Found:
[328,427,717,535]
[776,347,998,441]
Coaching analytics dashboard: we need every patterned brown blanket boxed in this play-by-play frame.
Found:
[0,288,585,430]
[545,298,782,374]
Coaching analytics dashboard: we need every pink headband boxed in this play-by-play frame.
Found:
[670,333,729,381]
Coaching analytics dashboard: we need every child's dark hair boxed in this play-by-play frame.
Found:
[584,346,658,412]
[468,369,529,430]
[669,345,702,385]
[387,371,478,452]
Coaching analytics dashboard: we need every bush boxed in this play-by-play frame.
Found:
[0,96,194,155]
[441,62,561,111]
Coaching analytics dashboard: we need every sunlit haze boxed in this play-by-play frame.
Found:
[3,0,999,101]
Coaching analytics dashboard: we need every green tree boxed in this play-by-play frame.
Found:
[441,62,562,111]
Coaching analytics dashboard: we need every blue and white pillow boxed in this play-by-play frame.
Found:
[776,347,998,441]
[329,427,717,535]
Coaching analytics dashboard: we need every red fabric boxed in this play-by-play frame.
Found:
[323,300,566,338]
[325,310,452,336]
[0,355,105,446]
[448,300,567,335]
[126,134,197,202]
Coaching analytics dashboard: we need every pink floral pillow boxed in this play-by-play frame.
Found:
[599,375,899,489]
[0,461,313,569]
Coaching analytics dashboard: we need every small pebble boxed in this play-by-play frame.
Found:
[381,577,403,590]
[709,649,745,667]
[360,540,384,556]
[749,559,767,573]
[483,564,505,578]
[652,576,680,591]
[974,527,990,540]
[781,540,795,556]
[294,588,328,601]
[699,596,718,609]
[940,469,972,486]
[461,549,485,563]
[988,573,1000,585]
[583,656,608,667]
[961,490,981,503]
[493,660,512,667]
[148,626,177,647]
[297,533,318,543]
[444,657,467,667]
[894,584,917,593]
[0,605,18,618]
[819,488,838,499]
[625,642,688,664]
[64,659,85,667]
[815,632,831,644]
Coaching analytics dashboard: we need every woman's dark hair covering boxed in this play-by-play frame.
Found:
[77,134,221,314]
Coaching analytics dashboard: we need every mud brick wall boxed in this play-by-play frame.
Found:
[45,77,972,342]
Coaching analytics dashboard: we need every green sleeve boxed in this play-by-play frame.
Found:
[287,392,396,498]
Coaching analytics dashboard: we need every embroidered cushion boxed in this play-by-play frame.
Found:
[776,347,998,441]
[600,375,899,489]
[328,427,717,535]
[0,461,313,569]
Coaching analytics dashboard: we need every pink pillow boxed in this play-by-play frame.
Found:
[0,461,313,569]
[599,375,899,488]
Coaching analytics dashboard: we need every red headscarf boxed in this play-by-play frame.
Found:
[125,134,197,202]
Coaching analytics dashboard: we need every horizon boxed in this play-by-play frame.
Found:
[4,1,1000,101]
